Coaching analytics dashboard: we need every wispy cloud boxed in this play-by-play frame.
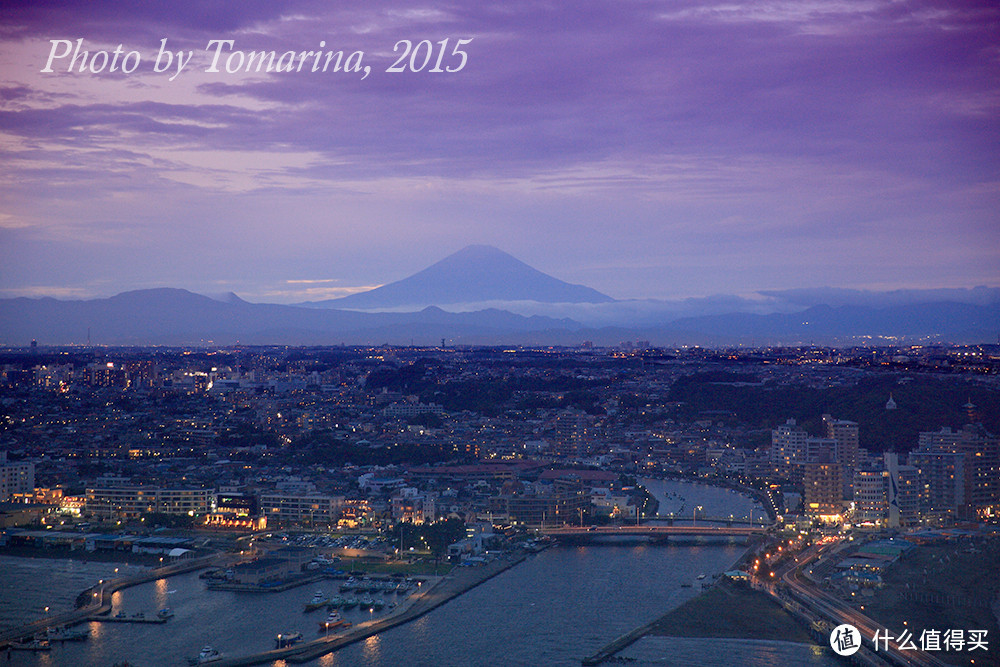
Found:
[252,283,382,303]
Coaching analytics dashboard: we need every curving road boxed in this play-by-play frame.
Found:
[773,542,946,667]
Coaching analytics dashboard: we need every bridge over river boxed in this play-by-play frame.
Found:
[540,523,769,542]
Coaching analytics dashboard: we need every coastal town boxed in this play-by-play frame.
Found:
[1,342,998,665]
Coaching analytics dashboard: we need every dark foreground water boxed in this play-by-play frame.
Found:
[1,480,838,667]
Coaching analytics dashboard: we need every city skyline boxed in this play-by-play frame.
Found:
[1,0,998,304]
[1,342,998,664]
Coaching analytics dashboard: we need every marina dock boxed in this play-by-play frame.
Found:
[88,615,168,624]
[209,552,528,667]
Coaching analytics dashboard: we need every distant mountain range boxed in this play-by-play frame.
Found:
[0,288,581,346]
[1,246,998,346]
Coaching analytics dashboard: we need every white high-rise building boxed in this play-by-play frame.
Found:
[0,451,35,502]
[771,419,808,480]
[824,415,859,497]
[853,469,888,526]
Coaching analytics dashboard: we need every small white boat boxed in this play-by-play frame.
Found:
[188,646,223,664]
[304,590,329,611]
[318,610,350,632]
[157,607,174,619]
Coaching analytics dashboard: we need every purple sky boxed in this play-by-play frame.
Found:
[1,0,997,303]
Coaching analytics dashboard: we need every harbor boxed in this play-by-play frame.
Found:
[0,549,532,666]
[1,479,767,666]
[207,552,527,666]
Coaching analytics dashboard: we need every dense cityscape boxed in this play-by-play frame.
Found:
[1,342,997,665]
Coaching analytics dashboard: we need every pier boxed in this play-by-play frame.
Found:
[205,573,324,592]
[88,614,168,624]
[580,616,663,666]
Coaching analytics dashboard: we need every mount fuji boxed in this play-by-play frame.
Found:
[302,245,614,310]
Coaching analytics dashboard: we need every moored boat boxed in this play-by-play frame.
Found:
[187,646,223,664]
[304,590,329,612]
[318,611,350,632]
[45,626,90,642]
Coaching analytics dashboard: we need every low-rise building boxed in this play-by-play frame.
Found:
[86,487,211,519]
[259,493,343,526]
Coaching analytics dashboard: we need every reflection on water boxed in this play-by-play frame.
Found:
[361,634,382,663]
[154,577,168,605]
